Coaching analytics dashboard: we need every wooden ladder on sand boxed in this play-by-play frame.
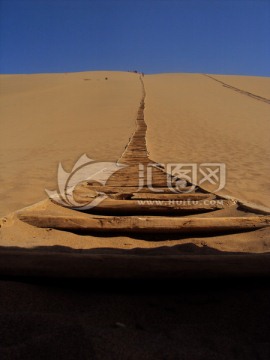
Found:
[18,76,270,236]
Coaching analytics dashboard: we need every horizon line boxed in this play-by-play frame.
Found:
[1,69,269,78]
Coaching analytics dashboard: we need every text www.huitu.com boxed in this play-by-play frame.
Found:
[137,199,225,206]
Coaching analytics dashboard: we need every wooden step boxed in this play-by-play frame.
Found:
[18,213,270,235]
[130,193,214,200]
[75,184,199,195]
[74,189,213,201]
[52,197,223,215]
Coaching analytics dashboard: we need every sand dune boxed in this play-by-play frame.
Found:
[214,74,270,100]
[144,73,270,207]
[0,71,141,216]
[1,70,269,257]
[0,70,269,217]
[1,65,270,360]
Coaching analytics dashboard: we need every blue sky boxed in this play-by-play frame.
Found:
[0,0,269,75]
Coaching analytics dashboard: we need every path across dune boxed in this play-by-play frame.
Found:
[204,74,270,105]
[118,76,150,165]
[14,76,270,243]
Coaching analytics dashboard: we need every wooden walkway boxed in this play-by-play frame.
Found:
[71,76,228,216]
[18,76,270,236]
[118,76,150,165]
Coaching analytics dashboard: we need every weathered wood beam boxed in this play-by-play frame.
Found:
[75,184,198,195]
[17,213,270,234]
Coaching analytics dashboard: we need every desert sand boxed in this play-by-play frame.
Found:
[0,71,141,217]
[214,74,270,99]
[1,71,270,360]
[1,70,270,254]
[144,73,270,207]
[1,71,269,219]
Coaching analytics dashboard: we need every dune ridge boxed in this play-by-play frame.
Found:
[204,74,270,104]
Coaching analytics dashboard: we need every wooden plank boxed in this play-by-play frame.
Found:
[74,191,213,201]
[75,185,198,194]
[105,180,188,187]
[18,213,270,234]
[130,193,214,200]
[53,197,223,214]
[92,198,223,213]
